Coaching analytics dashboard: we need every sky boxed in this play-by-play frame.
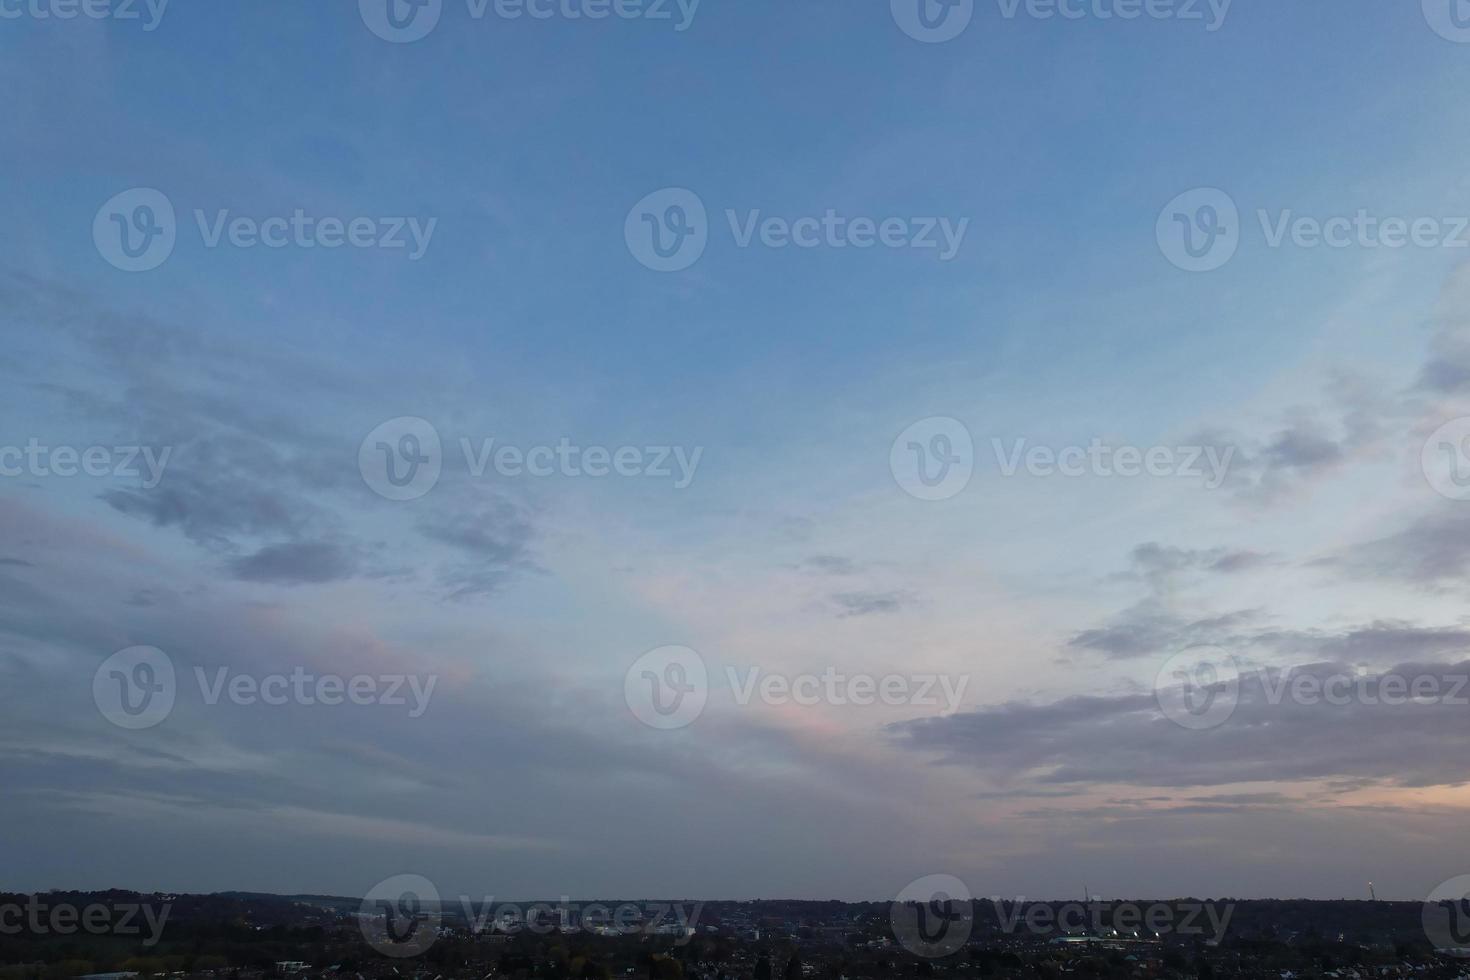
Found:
[4,0,1470,904]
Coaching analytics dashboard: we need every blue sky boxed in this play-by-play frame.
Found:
[5,0,1470,903]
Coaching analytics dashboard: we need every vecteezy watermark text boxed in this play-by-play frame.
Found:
[889,417,1236,502]
[0,440,171,487]
[625,188,969,272]
[0,0,167,29]
[1155,649,1470,731]
[1158,188,1470,272]
[359,417,703,501]
[992,437,1235,487]
[625,646,969,730]
[727,666,969,712]
[358,0,700,43]
[93,646,438,730]
[357,875,703,959]
[460,897,702,939]
[891,0,1230,44]
[94,188,436,272]
[989,897,1234,942]
[0,896,171,948]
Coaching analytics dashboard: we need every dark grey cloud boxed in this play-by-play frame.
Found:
[1254,621,1470,663]
[1324,507,1470,587]
[798,554,860,576]
[1416,266,1470,394]
[1073,542,1275,659]
[417,503,539,600]
[1419,338,1470,394]
[1073,601,1470,665]
[103,470,304,549]
[417,506,534,563]
[0,557,34,567]
[227,541,360,584]
[436,563,525,601]
[9,275,553,600]
[1213,417,1356,501]
[889,659,1470,792]
[1127,543,1272,585]
[1262,424,1345,470]
[1194,371,1397,504]
[1070,602,1261,659]
[830,589,915,618]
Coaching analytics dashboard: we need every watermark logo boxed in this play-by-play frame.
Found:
[194,666,437,718]
[360,418,704,499]
[626,187,708,272]
[1157,187,1239,273]
[360,0,442,41]
[192,210,436,258]
[0,897,172,947]
[360,417,443,501]
[995,0,1230,29]
[360,874,442,958]
[988,898,1233,941]
[95,190,437,270]
[94,188,176,273]
[1422,417,1470,501]
[1424,0,1470,43]
[460,897,701,939]
[1154,647,1240,731]
[95,648,438,729]
[1258,210,1470,251]
[0,0,169,30]
[894,0,1229,42]
[0,441,172,486]
[472,0,699,28]
[1424,875,1470,957]
[1160,189,1470,271]
[93,645,176,730]
[727,667,968,712]
[361,0,698,39]
[625,645,708,730]
[1252,665,1469,709]
[891,417,974,501]
[991,437,1234,488]
[891,0,974,42]
[627,189,969,271]
[892,874,974,958]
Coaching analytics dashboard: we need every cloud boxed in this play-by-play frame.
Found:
[1262,423,1345,470]
[1127,543,1272,586]
[797,554,861,576]
[888,659,1470,792]
[1325,507,1470,587]
[103,470,305,550]
[417,506,534,563]
[1417,264,1470,394]
[226,541,359,584]
[830,589,916,617]
[1073,542,1270,658]
[1192,371,1400,505]
[1070,605,1264,658]
[1256,621,1470,663]
[417,503,538,600]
